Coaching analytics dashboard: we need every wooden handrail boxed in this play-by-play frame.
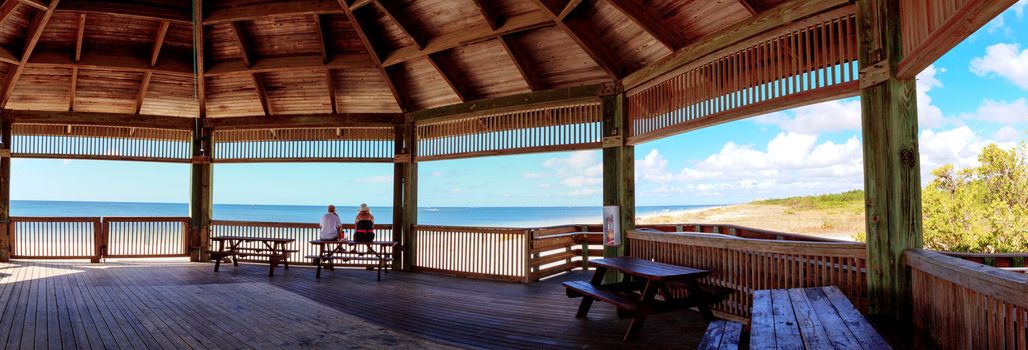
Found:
[628,230,866,258]
[905,249,1027,303]
[11,216,102,222]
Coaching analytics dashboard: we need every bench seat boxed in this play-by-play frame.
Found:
[698,320,743,350]
[305,255,391,262]
[563,281,640,316]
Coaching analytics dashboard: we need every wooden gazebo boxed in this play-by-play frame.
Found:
[0,0,1023,348]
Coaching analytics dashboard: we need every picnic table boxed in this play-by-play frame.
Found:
[209,236,296,277]
[307,240,398,281]
[563,256,730,341]
[749,286,891,350]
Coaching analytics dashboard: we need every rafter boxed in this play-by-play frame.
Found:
[205,54,375,76]
[528,0,621,79]
[193,0,206,116]
[0,1,20,27]
[374,0,427,49]
[29,51,373,78]
[738,0,766,16]
[252,73,271,116]
[74,14,85,62]
[229,21,253,68]
[68,67,77,111]
[605,0,688,50]
[381,11,550,67]
[338,0,409,111]
[6,109,198,130]
[1,0,61,108]
[426,54,470,103]
[29,51,193,75]
[58,0,191,24]
[203,0,343,25]
[470,0,504,30]
[325,70,336,113]
[133,71,152,114]
[17,0,46,11]
[313,14,330,64]
[151,20,170,67]
[498,35,543,91]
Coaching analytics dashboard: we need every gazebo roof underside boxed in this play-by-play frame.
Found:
[0,0,793,120]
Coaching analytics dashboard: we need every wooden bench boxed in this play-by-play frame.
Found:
[308,240,397,281]
[750,286,891,349]
[698,320,743,350]
[209,236,296,277]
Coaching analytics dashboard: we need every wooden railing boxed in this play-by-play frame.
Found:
[906,249,1028,349]
[209,220,394,266]
[628,229,868,321]
[9,217,103,261]
[104,217,191,258]
[412,225,530,282]
[896,0,1017,79]
[528,225,604,281]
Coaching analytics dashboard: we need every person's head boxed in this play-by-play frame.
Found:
[327,205,336,213]
[359,203,370,213]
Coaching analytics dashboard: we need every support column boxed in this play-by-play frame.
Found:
[189,120,213,262]
[393,119,417,271]
[601,93,635,261]
[0,112,10,262]
[858,0,923,323]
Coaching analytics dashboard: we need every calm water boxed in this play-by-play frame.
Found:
[11,200,719,227]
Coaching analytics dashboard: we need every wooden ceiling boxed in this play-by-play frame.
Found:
[0,0,788,119]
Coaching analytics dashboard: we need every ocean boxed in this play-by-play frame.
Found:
[10,200,719,228]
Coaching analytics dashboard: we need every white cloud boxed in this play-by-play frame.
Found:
[518,150,603,196]
[993,126,1023,142]
[636,149,673,183]
[1015,0,1026,17]
[957,98,1028,125]
[917,126,1016,175]
[970,43,1028,90]
[356,175,391,184]
[754,99,862,133]
[916,65,947,128]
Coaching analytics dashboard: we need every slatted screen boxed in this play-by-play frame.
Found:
[11,123,192,162]
[896,0,1013,78]
[212,127,395,162]
[416,102,602,161]
[627,7,859,144]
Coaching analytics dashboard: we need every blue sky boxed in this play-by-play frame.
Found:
[11,2,1028,207]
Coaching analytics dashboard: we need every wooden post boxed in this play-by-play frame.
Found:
[0,112,10,262]
[393,119,417,271]
[601,92,634,281]
[189,120,213,262]
[858,0,923,323]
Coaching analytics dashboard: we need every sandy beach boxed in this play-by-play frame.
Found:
[637,203,864,241]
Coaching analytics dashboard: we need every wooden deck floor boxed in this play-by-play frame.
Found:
[0,260,709,349]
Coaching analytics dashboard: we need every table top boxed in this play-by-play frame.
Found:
[749,286,891,350]
[588,256,708,281]
[309,239,397,246]
[211,236,295,243]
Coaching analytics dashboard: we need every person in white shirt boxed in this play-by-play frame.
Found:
[320,205,343,240]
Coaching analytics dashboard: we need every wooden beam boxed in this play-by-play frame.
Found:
[374,0,427,49]
[58,0,192,24]
[133,71,152,114]
[411,82,614,122]
[68,66,77,111]
[251,73,271,116]
[605,0,688,50]
[205,54,375,76]
[858,0,922,324]
[1,0,60,108]
[74,14,85,62]
[151,20,170,67]
[498,35,543,91]
[17,0,46,11]
[325,70,336,113]
[229,21,253,68]
[5,109,197,130]
[29,51,194,76]
[426,54,469,103]
[338,0,409,111]
[601,93,633,275]
[0,1,20,28]
[209,112,403,129]
[471,0,504,30]
[189,123,213,262]
[895,0,1017,79]
[737,0,766,16]
[529,0,622,79]
[381,11,551,67]
[203,0,343,25]
[623,0,849,90]
[313,14,330,64]
[194,0,206,116]
[0,47,16,65]
[0,113,10,262]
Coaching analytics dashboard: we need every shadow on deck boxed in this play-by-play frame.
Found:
[0,260,709,349]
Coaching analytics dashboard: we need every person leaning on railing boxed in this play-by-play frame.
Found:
[353,204,375,242]
[320,205,343,241]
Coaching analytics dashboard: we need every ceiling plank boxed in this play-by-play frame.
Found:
[325,70,336,113]
[29,51,373,78]
[194,0,206,116]
[623,0,849,91]
[29,51,193,75]
[528,0,621,79]
[206,54,374,76]
[381,11,550,67]
[251,73,271,116]
[229,21,253,68]
[151,20,170,67]
[426,54,469,103]
[68,66,77,111]
[1,0,61,108]
[0,1,20,27]
[498,35,543,91]
[74,13,85,62]
[203,0,343,25]
[338,0,409,111]
[133,71,152,114]
[58,0,191,24]
[470,0,504,30]
[312,14,329,64]
[605,0,688,50]
[374,0,428,49]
